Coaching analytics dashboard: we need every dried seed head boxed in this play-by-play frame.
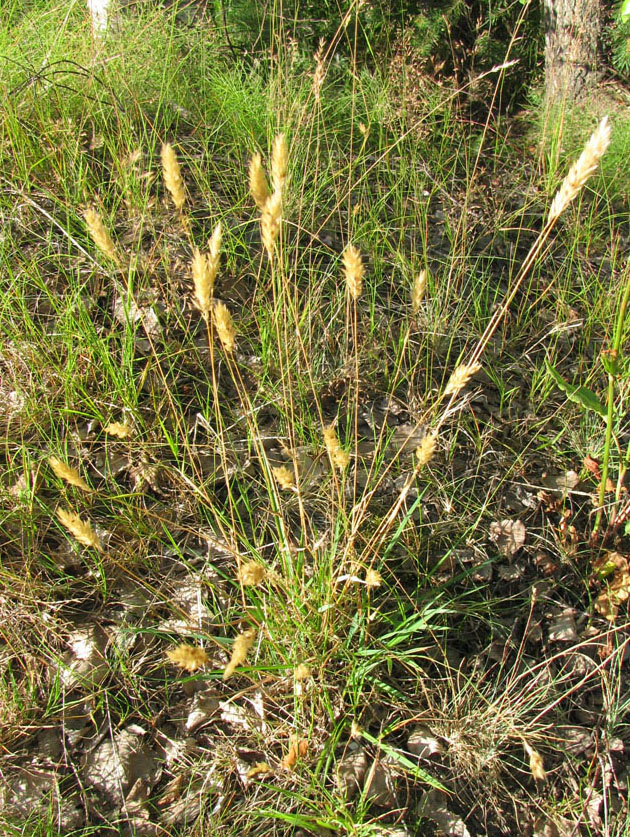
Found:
[57,508,102,551]
[213,301,236,352]
[166,643,210,673]
[207,222,222,278]
[272,465,295,490]
[223,627,256,680]
[48,457,91,492]
[365,568,382,588]
[523,741,546,782]
[343,244,364,300]
[323,424,350,471]
[192,247,212,319]
[271,133,288,195]
[261,190,282,260]
[415,430,438,468]
[547,116,611,223]
[103,421,133,439]
[294,663,311,681]
[249,152,269,211]
[411,269,428,314]
[443,362,482,396]
[238,560,267,586]
[312,38,326,101]
[161,142,186,211]
[84,208,119,263]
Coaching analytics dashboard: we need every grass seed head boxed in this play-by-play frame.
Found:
[261,190,282,260]
[343,244,364,300]
[312,38,326,101]
[48,457,91,492]
[161,142,186,211]
[444,362,482,396]
[103,421,132,438]
[411,269,428,314]
[323,424,350,471]
[57,508,102,550]
[249,152,269,211]
[223,627,256,680]
[192,247,213,319]
[214,301,236,352]
[238,560,266,586]
[524,741,546,781]
[272,465,295,490]
[365,568,383,588]
[294,663,311,681]
[271,133,288,195]
[547,115,611,223]
[166,643,210,673]
[415,430,438,468]
[84,208,119,263]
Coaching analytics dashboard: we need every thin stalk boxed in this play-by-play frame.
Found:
[594,261,630,535]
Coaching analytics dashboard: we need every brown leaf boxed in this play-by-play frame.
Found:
[488,519,526,559]
[281,736,308,769]
[583,454,601,478]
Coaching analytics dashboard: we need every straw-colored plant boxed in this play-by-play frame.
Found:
[161,142,186,211]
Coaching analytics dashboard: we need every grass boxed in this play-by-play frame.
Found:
[1,2,630,835]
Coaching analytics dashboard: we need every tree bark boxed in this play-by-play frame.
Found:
[544,0,600,105]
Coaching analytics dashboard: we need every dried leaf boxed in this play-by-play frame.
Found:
[223,627,256,680]
[337,748,368,799]
[281,736,308,769]
[166,643,210,673]
[246,762,273,779]
[48,457,91,492]
[547,609,578,642]
[593,553,630,621]
[488,519,526,559]
[407,725,444,759]
[420,788,471,836]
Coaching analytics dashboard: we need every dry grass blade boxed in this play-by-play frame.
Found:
[223,627,256,680]
[547,115,611,223]
[84,208,119,263]
[166,644,210,673]
[161,142,186,211]
[214,301,236,352]
[443,362,482,396]
[249,152,269,211]
[57,508,102,550]
[48,457,91,492]
[343,244,364,301]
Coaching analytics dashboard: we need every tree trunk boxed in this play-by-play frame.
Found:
[544,0,600,105]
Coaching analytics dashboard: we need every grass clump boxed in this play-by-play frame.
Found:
[0,4,629,837]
